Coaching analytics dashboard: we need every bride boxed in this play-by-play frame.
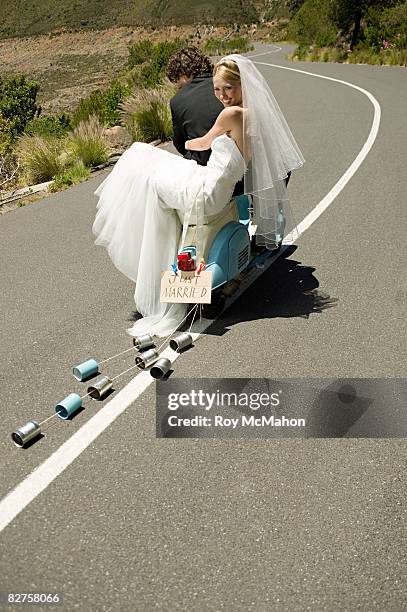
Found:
[93,54,304,337]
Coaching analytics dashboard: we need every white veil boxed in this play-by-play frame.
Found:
[221,54,305,248]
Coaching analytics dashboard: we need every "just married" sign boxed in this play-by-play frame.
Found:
[160,271,212,304]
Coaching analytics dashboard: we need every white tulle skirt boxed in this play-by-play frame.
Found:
[93,143,204,337]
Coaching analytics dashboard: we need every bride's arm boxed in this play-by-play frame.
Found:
[185,107,240,151]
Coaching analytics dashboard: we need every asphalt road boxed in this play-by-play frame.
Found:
[0,45,406,611]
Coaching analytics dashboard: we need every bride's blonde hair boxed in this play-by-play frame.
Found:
[213,59,241,83]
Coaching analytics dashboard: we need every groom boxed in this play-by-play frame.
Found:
[166,46,244,196]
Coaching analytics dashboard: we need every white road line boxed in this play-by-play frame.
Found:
[0,371,149,532]
[253,61,381,242]
[0,56,381,534]
[247,46,282,57]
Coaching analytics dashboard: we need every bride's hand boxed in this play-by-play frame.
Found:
[184,108,240,153]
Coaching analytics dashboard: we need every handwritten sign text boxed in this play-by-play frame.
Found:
[160,270,212,304]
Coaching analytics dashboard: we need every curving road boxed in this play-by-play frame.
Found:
[0,45,406,611]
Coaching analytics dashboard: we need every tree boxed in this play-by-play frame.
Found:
[329,0,398,49]
[0,75,40,140]
[288,0,337,47]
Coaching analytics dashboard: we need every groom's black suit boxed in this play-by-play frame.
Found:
[170,72,222,166]
[170,72,244,196]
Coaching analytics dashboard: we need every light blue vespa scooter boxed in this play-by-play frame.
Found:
[178,193,285,317]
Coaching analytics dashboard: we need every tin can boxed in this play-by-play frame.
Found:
[135,349,159,369]
[87,376,113,400]
[133,334,155,350]
[55,393,82,420]
[150,358,172,380]
[169,333,193,352]
[72,358,99,382]
[11,420,41,448]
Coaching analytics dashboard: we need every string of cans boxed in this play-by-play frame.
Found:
[11,304,200,449]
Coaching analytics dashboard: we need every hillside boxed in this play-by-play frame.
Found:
[0,0,261,39]
[0,23,262,114]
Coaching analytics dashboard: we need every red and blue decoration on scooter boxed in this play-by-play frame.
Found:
[177,252,196,271]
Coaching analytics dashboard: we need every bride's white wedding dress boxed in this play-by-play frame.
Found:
[93,134,246,337]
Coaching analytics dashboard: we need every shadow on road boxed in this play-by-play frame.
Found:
[305,381,373,437]
[126,246,338,336]
[202,246,338,337]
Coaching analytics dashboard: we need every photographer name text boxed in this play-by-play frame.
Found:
[167,415,306,428]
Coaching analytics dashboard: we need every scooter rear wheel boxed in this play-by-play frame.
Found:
[201,291,226,319]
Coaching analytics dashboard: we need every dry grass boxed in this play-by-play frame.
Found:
[119,83,175,142]
[67,115,110,166]
[291,45,407,67]
[0,28,144,114]
[16,134,67,184]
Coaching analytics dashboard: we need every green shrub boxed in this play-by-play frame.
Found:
[203,37,254,56]
[348,46,407,66]
[0,115,15,155]
[72,89,105,127]
[334,48,348,62]
[128,40,155,68]
[125,65,145,89]
[309,48,320,61]
[67,115,109,167]
[24,112,71,138]
[288,0,337,47]
[289,0,406,66]
[394,48,407,65]
[291,44,309,60]
[120,86,174,143]
[101,81,131,125]
[0,74,40,146]
[139,62,163,89]
[132,103,173,142]
[72,80,130,127]
[48,160,90,192]
[127,39,185,89]
[16,134,66,184]
[292,43,407,66]
[364,2,407,51]
[321,49,330,62]
[225,37,254,53]
[264,3,291,20]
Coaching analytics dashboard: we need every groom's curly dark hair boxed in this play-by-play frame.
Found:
[166,46,213,82]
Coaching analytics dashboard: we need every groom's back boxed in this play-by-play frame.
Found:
[170,73,223,166]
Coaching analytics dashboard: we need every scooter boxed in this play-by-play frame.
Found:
[178,194,285,317]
